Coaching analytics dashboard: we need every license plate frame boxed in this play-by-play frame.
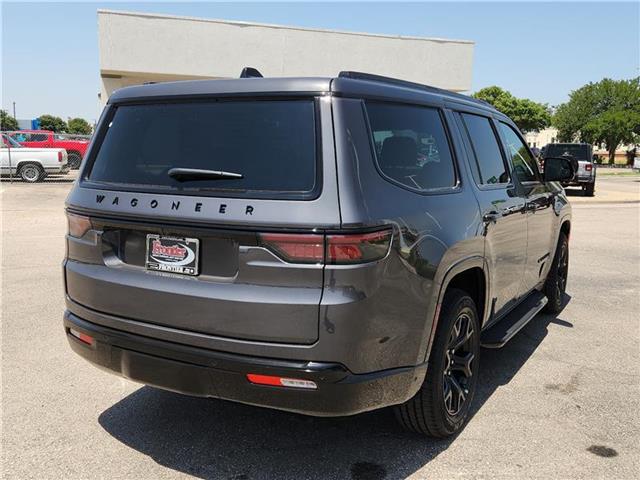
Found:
[145,234,200,276]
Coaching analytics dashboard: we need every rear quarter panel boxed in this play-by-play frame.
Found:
[330,97,485,370]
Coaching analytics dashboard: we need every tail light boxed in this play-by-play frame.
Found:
[259,228,392,265]
[326,230,393,264]
[58,151,63,163]
[585,164,593,171]
[66,212,92,238]
[259,233,324,263]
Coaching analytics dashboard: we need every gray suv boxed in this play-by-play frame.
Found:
[63,71,575,437]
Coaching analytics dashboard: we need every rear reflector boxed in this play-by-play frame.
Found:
[246,373,317,390]
[259,228,393,265]
[69,328,94,346]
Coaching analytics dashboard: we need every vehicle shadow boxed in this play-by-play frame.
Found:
[0,174,76,184]
[564,188,586,197]
[98,298,572,480]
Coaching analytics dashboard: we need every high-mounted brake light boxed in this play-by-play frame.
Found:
[66,212,92,238]
[259,229,393,265]
[246,373,317,390]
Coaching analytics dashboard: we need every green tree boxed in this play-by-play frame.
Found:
[0,110,19,130]
[473,86,552,132]
[37,114,67,132]
[553,78,640,163]
[67,117,92,135]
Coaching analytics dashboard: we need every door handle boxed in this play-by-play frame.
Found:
[482,211,501,224]
[525,202,538,213]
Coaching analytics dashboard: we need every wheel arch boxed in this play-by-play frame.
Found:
[423,257,489,363]
[15,159,45,170]
[560,218,571,239]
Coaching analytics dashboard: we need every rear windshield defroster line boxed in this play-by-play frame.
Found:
[84,99,320,200]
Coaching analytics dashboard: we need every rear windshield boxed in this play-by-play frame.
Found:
[86,100,318,198]
[545,144,589,161]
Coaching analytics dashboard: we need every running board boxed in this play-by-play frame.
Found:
[480,291,548,348]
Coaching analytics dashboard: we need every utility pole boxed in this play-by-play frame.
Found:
[12,102,16,118]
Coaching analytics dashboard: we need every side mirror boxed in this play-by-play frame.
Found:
[543,157,576,182]
[592,154,599,162]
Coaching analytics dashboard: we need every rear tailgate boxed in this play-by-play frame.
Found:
[65,95,339,345]
[576,160,594,179]
[65,218,325,344]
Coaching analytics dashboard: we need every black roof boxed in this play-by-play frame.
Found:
[108,70,495,113]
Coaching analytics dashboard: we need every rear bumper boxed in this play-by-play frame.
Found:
[64,311,426,417]
[563,174,595,186]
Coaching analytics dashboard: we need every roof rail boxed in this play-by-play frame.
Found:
[240,67,263,79]
[337,71,495,110]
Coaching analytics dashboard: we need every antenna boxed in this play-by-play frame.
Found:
[240,67,263,79]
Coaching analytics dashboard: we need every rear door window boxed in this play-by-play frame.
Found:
[460,113,510,185]
[86,100,318,198]
[365,102,456,192]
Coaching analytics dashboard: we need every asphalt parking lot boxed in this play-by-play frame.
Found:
[1,175,639,479]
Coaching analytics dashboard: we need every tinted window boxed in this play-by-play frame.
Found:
[461,113,509,185]
[88,100,317,197]
[499,123,539,182]
[545,144,589,161]
[366,103,455,191]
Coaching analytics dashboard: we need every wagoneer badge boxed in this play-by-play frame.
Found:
[145,234,200,276]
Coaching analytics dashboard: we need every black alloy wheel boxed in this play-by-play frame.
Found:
[443,312,475,417]
[395,289,480,437]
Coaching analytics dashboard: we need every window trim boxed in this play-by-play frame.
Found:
[79,96,324,201]
[362,100,461,195]
[458,112,513,190]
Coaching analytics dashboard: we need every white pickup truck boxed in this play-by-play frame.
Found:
[1,133,69,182]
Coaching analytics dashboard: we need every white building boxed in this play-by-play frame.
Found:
[97,10,475,108]
[525,128,558,149]
[525,127,636,163]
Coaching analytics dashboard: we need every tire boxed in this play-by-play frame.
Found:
[544,232,569,313]
[67,152,82,169]
[19,163,45,183]
[395,288,480,437]
[584,182,595,197]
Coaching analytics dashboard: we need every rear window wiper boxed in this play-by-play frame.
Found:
[168,168,243,182]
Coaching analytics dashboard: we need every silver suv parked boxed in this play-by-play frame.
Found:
[63,70,575,437]
[542,143,596,196]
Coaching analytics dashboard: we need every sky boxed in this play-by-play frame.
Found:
[1,1,639,121]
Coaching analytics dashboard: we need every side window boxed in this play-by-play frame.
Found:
[366,102,456,191]
[30,133,49,142]
[498,123,539,183]
[460,113,510,185]
[9,132,27,142]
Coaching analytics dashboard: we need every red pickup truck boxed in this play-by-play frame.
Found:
[7,130,90,169]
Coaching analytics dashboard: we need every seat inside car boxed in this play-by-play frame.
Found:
[381,136,422,187]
